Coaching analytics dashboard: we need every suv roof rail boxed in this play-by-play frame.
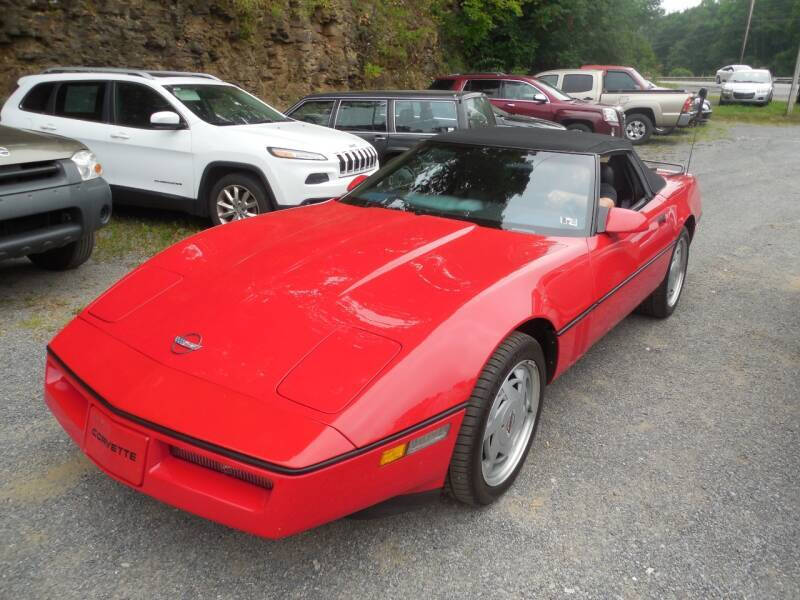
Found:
[41,67,220,80]
[446,72,506,77]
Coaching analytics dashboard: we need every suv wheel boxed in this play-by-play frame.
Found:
[209,173,270,226]
[28,232,95,270]
[566,123,592,133]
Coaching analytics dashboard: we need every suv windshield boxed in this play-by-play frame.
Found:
[166,84,289,125]
[730,71,771,83]
[532,79,572,101]
[341,142,595,235]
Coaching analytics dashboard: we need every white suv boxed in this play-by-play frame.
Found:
[1,68,379,224]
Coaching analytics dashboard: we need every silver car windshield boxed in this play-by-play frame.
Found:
[730,72,771,83]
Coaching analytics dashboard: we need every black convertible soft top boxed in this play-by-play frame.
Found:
[431,127,667,193]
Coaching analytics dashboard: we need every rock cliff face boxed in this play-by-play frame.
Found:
[0,0,446,110]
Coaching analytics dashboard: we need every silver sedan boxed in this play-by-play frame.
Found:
[720,69,774,106]
[715,64,751,84]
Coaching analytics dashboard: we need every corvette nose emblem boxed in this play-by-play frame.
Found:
[171,333,203,354]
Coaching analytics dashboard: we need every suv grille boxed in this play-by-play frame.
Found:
[335,146,378,177]
[0,160,61,188]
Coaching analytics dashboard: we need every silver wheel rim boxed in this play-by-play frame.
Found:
[481,360,539,487]
[667,237,688,307]
[625,120,647,141]
[216,184,259,223]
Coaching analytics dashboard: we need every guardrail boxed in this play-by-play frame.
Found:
[659,76,793,84]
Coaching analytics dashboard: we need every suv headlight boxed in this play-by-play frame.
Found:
[70,150,102,181]
[602,108,619,123]
[268,147,327,160]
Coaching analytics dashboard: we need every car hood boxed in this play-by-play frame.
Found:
[0,125,85,164]
[82,201,566,416]
[224,120,370,155]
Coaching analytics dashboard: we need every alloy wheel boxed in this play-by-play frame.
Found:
[481,360,540,487]
[667,237,688,307]
[216,184,260,223]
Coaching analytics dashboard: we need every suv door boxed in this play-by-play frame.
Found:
[389,98,458,157]
[46,80,112,161]
[333,99,388,158]
[497,80,552,120]
[107,81,193,198]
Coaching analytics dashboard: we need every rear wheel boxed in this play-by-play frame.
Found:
[637,228,690,318]
[566,123,592,133]
[447,332,545,505]
[208,173,270,226]
[624,113,653,144]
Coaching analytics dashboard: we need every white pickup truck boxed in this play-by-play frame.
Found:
[536,67,696,144]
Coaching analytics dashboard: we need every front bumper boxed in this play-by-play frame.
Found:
[0,176,111,261]
[44,352,463,539]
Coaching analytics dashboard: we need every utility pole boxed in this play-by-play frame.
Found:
[740,0,755,63]
[788,42,800,116]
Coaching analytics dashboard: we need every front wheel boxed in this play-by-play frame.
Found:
[715,75,721,84]
[637,228,690,318]
[566,123,592,133]
[208,173,270,226]
[28,232,95,270]
[624,113,653,144]
[447,332,545,505]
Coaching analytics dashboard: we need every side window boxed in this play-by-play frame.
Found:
[464,96,495,129]
[429,79,455,91]
[394,100,457,133]
[334,100,387,132]
[20,82,56,114]
[464,80,502,97]
[562,74,594,94]
[288,100,335,126]
[115,82,175,129]
[501,81,538,101]
[606,153,648,210]
[54,81,107,122]
[604,71,638,91]
[537,74,559,87]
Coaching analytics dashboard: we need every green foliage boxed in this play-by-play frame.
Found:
[363,62,384,79]
[649,0,800,76]
[669,66,694,77]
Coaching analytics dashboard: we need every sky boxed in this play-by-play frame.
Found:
[661,0,703,13]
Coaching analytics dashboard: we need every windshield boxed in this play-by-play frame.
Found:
[532,78,572,101]
[166,84,289,125]
[730,71,771,83]
[340,142,595,236]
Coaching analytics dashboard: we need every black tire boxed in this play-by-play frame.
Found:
[447,331,546,506]
[637,228,691,318]
[208,172,271,226]
[566,123,592,133]
[718,97,726,105]
[715,75,721,84]
[28,232,95,270]
[654,126,675,136]
[624,113,653,144]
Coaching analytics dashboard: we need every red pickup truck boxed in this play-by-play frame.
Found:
[430,73,624,136]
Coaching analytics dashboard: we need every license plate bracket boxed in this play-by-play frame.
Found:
[84,407,149,486]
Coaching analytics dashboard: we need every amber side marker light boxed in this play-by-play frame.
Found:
[378,424,451,467]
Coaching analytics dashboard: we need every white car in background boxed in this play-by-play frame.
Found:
[0,68,378,224]
[715,64,751,84]
[719,69,774,106]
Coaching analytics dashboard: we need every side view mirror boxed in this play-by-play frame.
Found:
[150,111,184,129]
[533,93,547,103]
[600,207,648,234]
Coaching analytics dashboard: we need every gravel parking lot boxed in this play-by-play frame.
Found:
[1,123,798,599]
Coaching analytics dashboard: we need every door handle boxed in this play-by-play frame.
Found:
[506,103,516,107]
[39,124,57,131]
[373,135,387,141]
[110,132,130,140]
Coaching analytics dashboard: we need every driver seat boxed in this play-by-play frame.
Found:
[599,163,617,208]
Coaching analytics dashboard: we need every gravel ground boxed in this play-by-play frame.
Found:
[1,123,798,599]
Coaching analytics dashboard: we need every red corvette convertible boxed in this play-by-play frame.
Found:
[45,128,701,539]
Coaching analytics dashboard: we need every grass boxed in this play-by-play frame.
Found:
[709,96,800,125]
[94,207,205,263]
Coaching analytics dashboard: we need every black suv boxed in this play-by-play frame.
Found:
[0,125,111,270]
[285,91,497,163]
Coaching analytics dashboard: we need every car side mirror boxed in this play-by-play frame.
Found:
[599,207,648,234]
[533,93,547,103]
[150,111,184,130]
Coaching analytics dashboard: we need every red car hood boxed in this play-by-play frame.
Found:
[74,201,568,446]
